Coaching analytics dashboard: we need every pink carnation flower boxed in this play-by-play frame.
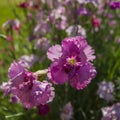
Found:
[47,36,96,90]
[1,62,55,109]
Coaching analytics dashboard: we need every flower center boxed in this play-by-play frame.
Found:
[19,71,35,91]
[67,57,77,65]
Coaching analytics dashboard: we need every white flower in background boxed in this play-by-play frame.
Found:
[97,81,115,101]
[66,25,86,37]
[101,103,120,120]
[60,102,73,120]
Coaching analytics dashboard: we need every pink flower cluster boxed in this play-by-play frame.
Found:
[1,62,55,110]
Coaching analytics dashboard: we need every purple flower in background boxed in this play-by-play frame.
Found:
[47,36,96,90]
[18,54,39,69]
[77,7,90,16]
[34,21,50,35]
[0,82,12,96]
[101,103,120,120]
[116,38,120,44]
[110,2,120,10]
[1,62,55,109]
[66,25,86,37]
[49,6,68,30]
[34,9,51,35]
[50,6,66,20]
[2,19,21,33]
[109,20,116,27]
[97,81,115,101]
[34,37,50,51]
[60,102,73,120]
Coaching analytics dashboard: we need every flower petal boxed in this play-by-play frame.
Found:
[8,61,25,79]
[47,45,62,61]
[70,62,96,90]
[48,61,68,84]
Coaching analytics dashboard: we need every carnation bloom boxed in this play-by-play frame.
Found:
[60,102,73,120]
[1,62,55,109]
[34,9,50,35]
[97,81,115,101]
[47,36,96,90]
[101,103,120,120]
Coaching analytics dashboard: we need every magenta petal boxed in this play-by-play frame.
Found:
[70,62,96,90]
[10,72,25,88]
[8,61,25,79]
[62,36,87,56]
[47,45,62,61]
[31,81,55,106]
[48,61,68,84]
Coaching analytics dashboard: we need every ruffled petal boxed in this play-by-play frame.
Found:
[8,61,25,79]
[47,45,62,61]
[70,62,96,90]
[48,61,68,84]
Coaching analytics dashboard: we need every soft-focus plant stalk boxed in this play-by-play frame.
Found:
[34,69,48,76]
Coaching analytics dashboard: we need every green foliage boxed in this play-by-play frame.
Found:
[0,1,120,120]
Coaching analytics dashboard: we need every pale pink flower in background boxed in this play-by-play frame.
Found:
[101,103,120,120]
[66,25,86,37]
[18,54,39,69]
[97,81,115,101]
[2,19,21,33]
[34,37,50,51]
[109,20,116,27]
[49,6,68,30]
[34,21,50,35]
[60,102,73,120]
[116,38,120,44]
